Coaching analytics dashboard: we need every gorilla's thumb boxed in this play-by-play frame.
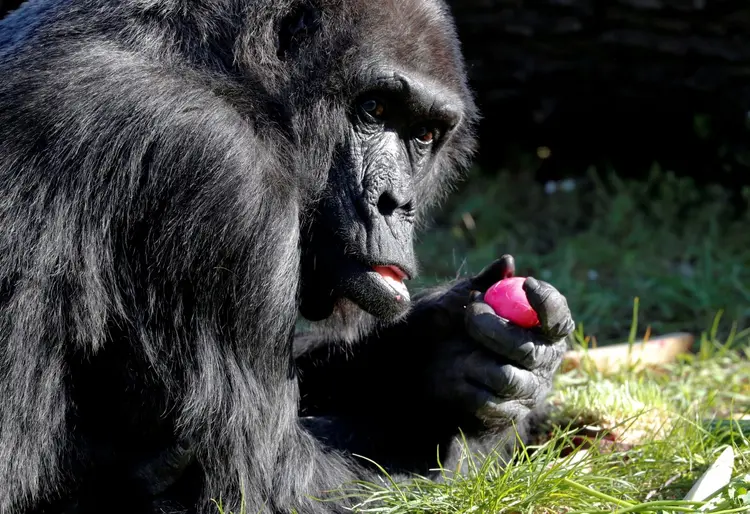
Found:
[471,254,515,291]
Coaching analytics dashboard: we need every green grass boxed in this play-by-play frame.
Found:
[414,164,750,346]
[332,318,750,513]
[216,315,750,514]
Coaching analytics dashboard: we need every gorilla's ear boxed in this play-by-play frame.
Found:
[277,3,322,60]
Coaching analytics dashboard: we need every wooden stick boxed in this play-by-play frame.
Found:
[562,332,695,373]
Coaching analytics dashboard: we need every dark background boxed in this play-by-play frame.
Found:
[4,0,750,187]
[447,0,750,191]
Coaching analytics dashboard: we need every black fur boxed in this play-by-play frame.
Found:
[0,0,482,512]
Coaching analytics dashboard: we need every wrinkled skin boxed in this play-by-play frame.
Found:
[298,69,467,324]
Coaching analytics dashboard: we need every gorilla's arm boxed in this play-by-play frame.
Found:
[295,258,575,476]
[0,40,371,514]
[295,324,473,476]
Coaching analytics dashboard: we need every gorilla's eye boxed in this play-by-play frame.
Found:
[361,99,385,119]
[412,126,436,144]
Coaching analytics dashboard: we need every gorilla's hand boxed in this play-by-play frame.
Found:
[415,255,575,430]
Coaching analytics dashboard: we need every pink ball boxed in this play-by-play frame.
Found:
[484,277,540,329]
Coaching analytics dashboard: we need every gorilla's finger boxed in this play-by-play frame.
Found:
[464,353,542,400]
[476,399,534,427]
[465,300,563,370]
[523,277,576,340]
[470,255,515,292]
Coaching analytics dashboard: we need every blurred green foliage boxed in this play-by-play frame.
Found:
[414,162,750,345]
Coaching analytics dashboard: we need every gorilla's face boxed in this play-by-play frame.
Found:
[290,1,476,325]
[299,76,466,323]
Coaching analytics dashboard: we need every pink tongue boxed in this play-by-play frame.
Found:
[373,266,404,283]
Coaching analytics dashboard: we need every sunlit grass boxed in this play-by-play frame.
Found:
[217,312,750,514]
[331,314,750,513]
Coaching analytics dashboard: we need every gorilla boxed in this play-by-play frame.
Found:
[0,0,575,513]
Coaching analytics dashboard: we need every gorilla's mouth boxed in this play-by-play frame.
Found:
[372,265,410,302]
[337,259,412,320]
[299,246,414,322]
[299,217,416,322]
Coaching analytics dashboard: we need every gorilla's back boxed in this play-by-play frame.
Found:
[0,0,60,55]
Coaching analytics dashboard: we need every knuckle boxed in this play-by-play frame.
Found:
[518,342,537,368]
[501,365,523,394]
[475,389,544,424]
[491,400,532,423]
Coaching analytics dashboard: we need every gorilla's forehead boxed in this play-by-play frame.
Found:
[343,0,467,94]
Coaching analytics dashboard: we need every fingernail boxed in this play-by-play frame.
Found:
[469,290,482,302]
[500,254,516,278]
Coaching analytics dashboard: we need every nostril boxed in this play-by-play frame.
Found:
[377,192,400,216]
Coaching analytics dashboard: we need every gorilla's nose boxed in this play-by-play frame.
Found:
[376,190,413,217]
